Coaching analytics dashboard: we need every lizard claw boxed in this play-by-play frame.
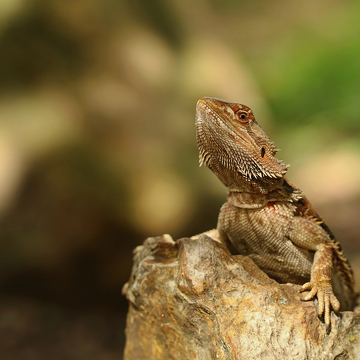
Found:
[300,280,340,327]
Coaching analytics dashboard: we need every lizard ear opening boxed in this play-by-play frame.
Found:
[261,147,265,158]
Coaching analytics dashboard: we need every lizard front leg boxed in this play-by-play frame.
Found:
[301,242,340,326]
[288,217,340,326]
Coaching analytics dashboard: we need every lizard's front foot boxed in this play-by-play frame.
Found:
[300,280,340,327]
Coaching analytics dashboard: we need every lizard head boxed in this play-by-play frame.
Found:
[195,97,289,181]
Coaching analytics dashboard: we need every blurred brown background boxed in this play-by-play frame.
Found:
[0,0,359,358]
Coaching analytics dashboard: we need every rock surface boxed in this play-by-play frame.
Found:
[123,234,360,360]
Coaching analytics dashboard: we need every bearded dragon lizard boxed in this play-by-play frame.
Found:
[195,97,355,326]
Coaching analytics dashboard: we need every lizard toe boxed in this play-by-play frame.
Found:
[300,282,313,292]
[330,293,340,312]
[301,282,319,302]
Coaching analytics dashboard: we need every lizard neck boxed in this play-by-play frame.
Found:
[227,176,284,194]
[227,177,302,209]
[212,162,285,195]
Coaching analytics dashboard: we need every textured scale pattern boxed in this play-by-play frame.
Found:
[219,202,313,284]
[195,97,355,327]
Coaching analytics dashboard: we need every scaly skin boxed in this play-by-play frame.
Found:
[195,97,355,327]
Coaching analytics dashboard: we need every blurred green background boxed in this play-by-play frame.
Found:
[0,0,359,358]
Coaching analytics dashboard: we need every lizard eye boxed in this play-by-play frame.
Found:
[237,112,248,123]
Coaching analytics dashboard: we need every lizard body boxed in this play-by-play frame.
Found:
[195,97,355,326]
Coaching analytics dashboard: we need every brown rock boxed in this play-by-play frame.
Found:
[123,234,360,360]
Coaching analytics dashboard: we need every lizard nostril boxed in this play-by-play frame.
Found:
[261,147,265,158]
